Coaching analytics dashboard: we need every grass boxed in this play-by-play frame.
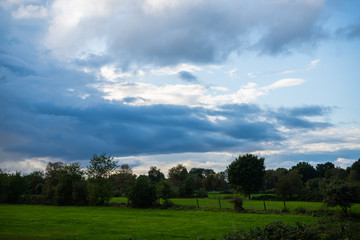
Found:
[0,204,318,240]
[110,197,360,213]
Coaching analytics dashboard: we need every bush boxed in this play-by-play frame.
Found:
[222,220,360,240]
[127,175,157,208]
[229,196,244,212]
[194,188,208,198]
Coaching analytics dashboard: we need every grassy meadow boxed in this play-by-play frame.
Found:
[0,204,319,240]
[110,196,360,213]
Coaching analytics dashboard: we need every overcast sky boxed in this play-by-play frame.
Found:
[1,0,359,174]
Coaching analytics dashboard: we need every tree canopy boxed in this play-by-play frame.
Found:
[227,154,265,199]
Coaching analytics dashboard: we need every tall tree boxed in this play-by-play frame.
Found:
[291,162,317,184]
[87,153,118,205]
[148,166,165,184]
[316,162,335,178]
[276,170,303,199]
[227,154,265,199]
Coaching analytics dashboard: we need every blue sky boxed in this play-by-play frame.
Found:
[0,0,359,174]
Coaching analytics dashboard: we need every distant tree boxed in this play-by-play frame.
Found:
[324,181,359,215]
[291,162,317,184]
[87,153,118,205]
[0,171,27,203]
[148,166,165,185]
[276,170,303,199]
[179,176,194,197]
[44,162,64,204]
[325,167,347,182]
[316,162,335,178]
[227,154,265,199]
[348,159,360,182]
[55,162,84,205]
[110,164,136,197]
[24,171,44,195]
[168,164,189,195]
[156,180,172,200]
[127,175,157,208]
[87,153,118,179]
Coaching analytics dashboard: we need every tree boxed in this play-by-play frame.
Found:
[55,162,84,205]
[276,170,303,199]
[291,162,317,184]
[156,180,172,200]
[148,166,165,185]
[87,153,118,179]
[227,154,265,199]
[348,159,360,182]
[168,164,189,195]
[324,181,359,215]
[87,153,118,205]
[127,175,157,208]
[110,164,136,197]
[44,162,64,204]
[316,162,335,178]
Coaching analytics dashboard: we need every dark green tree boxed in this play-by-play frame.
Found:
[227,154,265,199]
[324,181,359,215]
[316,162,335,178]
[276,170,303,199]
[55,162,84,205]
[291,162,317,184]
[168,164,189,196]
[148,166,165,185]
[127,175,157,208]
[87,153,118,205]
[110,164,136,197]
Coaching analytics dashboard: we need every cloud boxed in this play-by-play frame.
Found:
[1,0,325,68]
[263,78,306,90]
[336,21,360,40]
[178,71,197,82]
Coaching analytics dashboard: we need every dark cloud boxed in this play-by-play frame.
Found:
[45,0,326,68]
[273,106,333,129]
[336,21,360,40]
[178,71,197,82]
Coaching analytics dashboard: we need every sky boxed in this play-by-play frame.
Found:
[0,0,360,175]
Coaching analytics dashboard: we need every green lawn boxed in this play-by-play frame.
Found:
[0,204,318,240]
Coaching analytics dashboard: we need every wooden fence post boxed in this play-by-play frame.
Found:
[218,199,221,209]
[196,198,199,208]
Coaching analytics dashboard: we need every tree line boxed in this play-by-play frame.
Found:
[1,153,359,212]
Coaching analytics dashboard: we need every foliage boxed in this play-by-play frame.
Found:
[87,153,118,205]
[222,220,360,240]
[194,188,208,198]
[156,180,173,200]
[276,170,303,199]
[316,162,335,178]
[0,171,27,203]
[127,175,157,208]
[87,153,118,179]
[229,196,244,212]
[168,164,188,187]
[179,176,195,197]
[324,181,359,215]
[148,166,165,184]
[227,154,265,199]
[110,164,136,197]
[291,161,317,184]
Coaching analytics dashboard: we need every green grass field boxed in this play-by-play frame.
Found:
[110,197,360,213]
[0,204,318,240]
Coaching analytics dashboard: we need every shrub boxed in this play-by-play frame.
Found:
[229,196,244,212]
[194,188,208,198]
[221,220,360,240]
[127,175,157,208]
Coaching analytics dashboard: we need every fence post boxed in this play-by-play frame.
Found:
[263,200,266,211]
[196,198,199,208]
[218,198,221,209]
